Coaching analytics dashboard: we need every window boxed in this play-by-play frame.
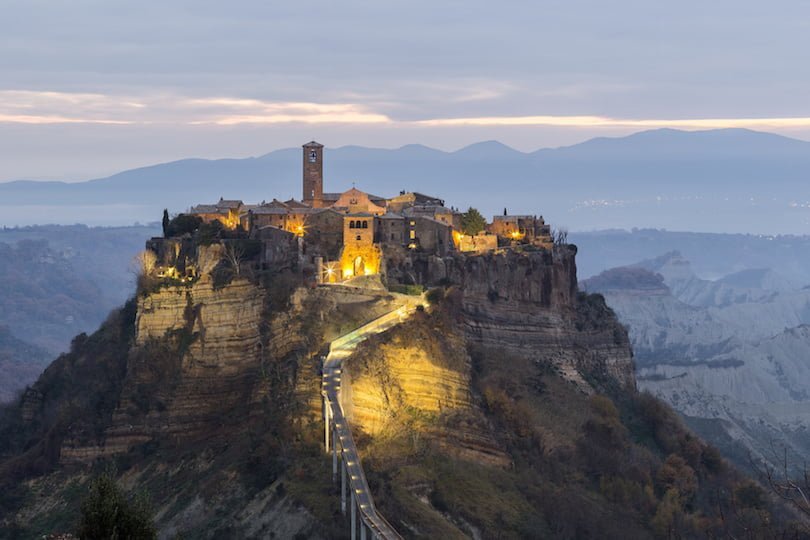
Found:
[410,230,416,240]
[361,221,368,229]
[349,221,356,229]
[390,233,395,240]
[356,235,361,241]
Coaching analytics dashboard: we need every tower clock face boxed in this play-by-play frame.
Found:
[308,150,318,163]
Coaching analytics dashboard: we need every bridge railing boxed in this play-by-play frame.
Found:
[329,305,411,352]
[323,304,415,540]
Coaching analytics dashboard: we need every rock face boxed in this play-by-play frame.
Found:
[61,278,272,461]
[451,247,635,390]
[343,308,511,467]
[61,275,408,462]
[342,246,635,469]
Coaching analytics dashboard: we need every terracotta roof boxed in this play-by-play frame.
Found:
[217,199,243,209]
[323,189,386,203]
[402,205,452,217]
[378,212,404,220]
[189,204,226,214]
[250,207,289,215]
[413,215,452,227]
[495,215,535,220]
[303,141,324,148]
[284,199,310,208]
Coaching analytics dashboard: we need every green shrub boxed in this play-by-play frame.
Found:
[77,471,156,539]
[388,283,424,296]
[197,220,224,245]
[425,287,445,305]
[165,214,202,237]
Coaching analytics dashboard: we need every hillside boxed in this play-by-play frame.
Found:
[0,241,804,537]
[0,225,159,401]
[582,252,810,476]
[3,128,810,234]
[0,327,50,404]
[571,228,810,283]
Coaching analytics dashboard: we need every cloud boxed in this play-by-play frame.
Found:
[0,90,390,126]
[415,115,810,130]
[3,90,810,132]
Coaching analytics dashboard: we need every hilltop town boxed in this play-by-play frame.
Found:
[150,141,554,287]
[2,142,802,539]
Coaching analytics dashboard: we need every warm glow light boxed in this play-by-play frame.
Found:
[286,218,307,237]
[157,266,180,279]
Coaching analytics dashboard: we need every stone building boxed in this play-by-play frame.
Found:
[302,141,324,208]
[332,187,387,215]
[167,140,556,286]
[189,198,243,229]
[490,212,552,247]
[409,216,453,256]
[387,191,445,213]
[340,213,381,278]
[376,212,406,245]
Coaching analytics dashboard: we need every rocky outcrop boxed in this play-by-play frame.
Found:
[342,248,635,469]
[60,275,411,463]
[451,247,635,390]
[62,278,269,461]
[343,308,511,467]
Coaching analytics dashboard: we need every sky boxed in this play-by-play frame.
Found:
[2,0,810,181]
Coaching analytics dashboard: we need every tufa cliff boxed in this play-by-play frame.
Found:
[1,243,805,538]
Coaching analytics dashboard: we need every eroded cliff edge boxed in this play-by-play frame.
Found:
[4,244,794,539]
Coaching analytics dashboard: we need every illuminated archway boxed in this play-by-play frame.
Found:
[354,256,365,276]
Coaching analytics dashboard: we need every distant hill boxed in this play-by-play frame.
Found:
[571,228,810,283]
[0,326,50,403]
[2,128,810,233]
[582,252,810,475]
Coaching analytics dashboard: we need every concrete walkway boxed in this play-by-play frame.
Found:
[322,304,415,540]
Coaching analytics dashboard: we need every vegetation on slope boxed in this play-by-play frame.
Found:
[349,291,807,538]
[0,326,51,404]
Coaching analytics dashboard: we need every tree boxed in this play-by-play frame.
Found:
[132,250,157,277]
[552,227,569,245]
[165,214,202,237]
[223,242,246,277]
[461,207,487,236]
[77,471,156,539]
[161,209,170,237]
[132,250,158,293]
[757,444,810,518]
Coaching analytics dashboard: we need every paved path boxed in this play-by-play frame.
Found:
[322,305,414,540]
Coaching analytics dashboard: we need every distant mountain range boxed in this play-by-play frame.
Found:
[3,128,810,233]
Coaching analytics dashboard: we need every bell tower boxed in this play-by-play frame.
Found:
[302,141,324,208]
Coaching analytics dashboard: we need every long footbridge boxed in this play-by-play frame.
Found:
[321,305,414,540]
